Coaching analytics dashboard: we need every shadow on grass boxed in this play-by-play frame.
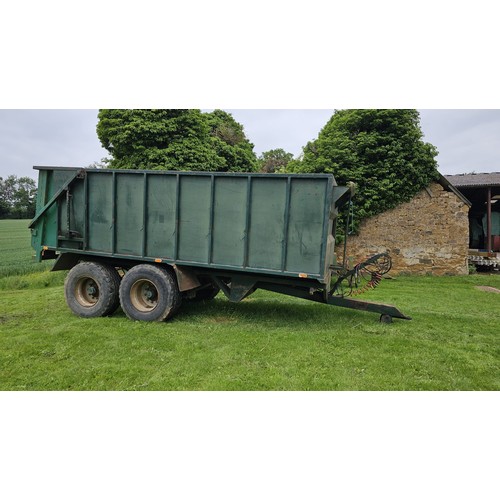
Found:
[170,295,370,327]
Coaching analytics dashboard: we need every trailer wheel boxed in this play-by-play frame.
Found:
[119,264,181,322]
[380,314,393,324]
[65,262,121,318]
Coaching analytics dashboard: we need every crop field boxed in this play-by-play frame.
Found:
[0,219,52,279]
[0,219,499,390]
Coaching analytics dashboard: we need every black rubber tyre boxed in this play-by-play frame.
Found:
[185,284,220,302]
[64,262,121,318]
[119,264,181,322]
[380,314,393,324]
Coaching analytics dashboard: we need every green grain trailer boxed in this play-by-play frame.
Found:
[29,167,410,322]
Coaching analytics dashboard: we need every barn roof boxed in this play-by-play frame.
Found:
[445,172,500,188]
[437,174,471,206]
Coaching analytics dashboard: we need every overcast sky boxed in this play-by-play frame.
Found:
[0,109,499,181]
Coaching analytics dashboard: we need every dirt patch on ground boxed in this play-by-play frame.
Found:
[475,286,500,294]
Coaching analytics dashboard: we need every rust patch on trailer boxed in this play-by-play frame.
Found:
[173,265,201,292]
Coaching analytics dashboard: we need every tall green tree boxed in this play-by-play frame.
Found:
[0,176,15,218]
[13,177,37,218]
[0,178,11,218]
[96,109,257,172]
[0,175,37,219]
[206,109,258,172]
[291,109,439,231]
[258,148,294,173]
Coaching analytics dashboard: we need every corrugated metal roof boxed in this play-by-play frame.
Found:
[445,172,500,188]
[437,175,471,206]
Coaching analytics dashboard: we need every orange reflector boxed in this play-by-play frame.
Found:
[155,258,162,263]
[299,273,308,278]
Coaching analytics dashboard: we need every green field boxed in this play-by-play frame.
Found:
[0,219,52,279]
[0,219,499,390]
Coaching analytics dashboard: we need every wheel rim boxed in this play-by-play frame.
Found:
[75,277,100,307]
[130,279,159,312]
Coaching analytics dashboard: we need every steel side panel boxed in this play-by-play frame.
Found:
[146,174,177,259]
[45,169,76,247]
[57,178,85,241]
[178,176,211,263]
[32,168,81,254]
[71,180,85,237]
[212,176,247,266]
[88,173,113,253]
[116,174,144,255]
[285,178,327,274]
[248,177,287,270]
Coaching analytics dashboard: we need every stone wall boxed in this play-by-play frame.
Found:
[337,181,470,275]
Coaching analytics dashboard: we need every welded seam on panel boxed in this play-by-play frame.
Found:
[65,189,71,238]
[243,175,252,268]
[55,196,60,249]
[281,177,292,272]
[111,172,116,255]
[40,171,48,248]
[142,173,148,258]
[319,177,333,280]
[83,172,88,250]
[174,173,180,260]
[208,174,215,264]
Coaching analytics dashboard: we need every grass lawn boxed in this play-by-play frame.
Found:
[0,220,499,390]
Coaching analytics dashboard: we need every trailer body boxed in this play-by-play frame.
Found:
[30,167,409,322]
[31,167,344,281]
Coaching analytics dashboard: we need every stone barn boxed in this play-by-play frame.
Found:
[338,175,471,275]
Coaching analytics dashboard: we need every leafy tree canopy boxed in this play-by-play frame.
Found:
[97,109,257,172]
[258,148,294,173]
[205,109,258,172]
[0,175,37,219]
[291,109,439,231]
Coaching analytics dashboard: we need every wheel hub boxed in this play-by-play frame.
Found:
[130,279,159,312]
[75,277,100,307]
[142,285,157,302]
